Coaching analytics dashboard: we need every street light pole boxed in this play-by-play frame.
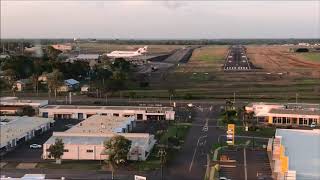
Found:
[158,148,167,180]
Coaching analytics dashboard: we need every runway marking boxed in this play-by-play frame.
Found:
[244,148,248,180]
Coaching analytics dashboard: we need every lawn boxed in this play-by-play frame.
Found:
[159,123,191,144]
[36,160,102,170]
[302,53,320,62]
[130,146,161,171]
[236,126,276,138]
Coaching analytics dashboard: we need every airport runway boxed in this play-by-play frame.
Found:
[224,45,251,71]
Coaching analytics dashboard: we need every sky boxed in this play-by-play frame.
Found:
[1,1,320,39]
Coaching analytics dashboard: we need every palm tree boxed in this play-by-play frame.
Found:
[31,74,39,95]
[47,70,63,99]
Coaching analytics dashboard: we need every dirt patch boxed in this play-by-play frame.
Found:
[247,45,320,78]
[16,163,38,169]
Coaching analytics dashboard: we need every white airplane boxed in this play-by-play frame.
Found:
[106,46,148,58]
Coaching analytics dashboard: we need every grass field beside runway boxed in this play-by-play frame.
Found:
[300,53,320,62]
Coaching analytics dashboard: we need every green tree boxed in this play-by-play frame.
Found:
[168,88,176,97]
[128,91,136,99]
[104,135,131,165]
[46,46,62,60]
[48,138,65,164]
[18,105,35,116]
[31,74,39,94]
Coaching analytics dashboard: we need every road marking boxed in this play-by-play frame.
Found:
[244,148,248,180]
[220,165,237,168]
[189,135,207,172]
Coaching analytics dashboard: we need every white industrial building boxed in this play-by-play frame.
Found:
[43,115,156,161]
[267,129,320,180]
[39,105,175,121]
[0,97,48,115]
[0,116,54,154]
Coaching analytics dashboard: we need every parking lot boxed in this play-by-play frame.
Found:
[219,148,272,180]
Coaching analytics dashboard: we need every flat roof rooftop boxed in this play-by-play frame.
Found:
[276,129,320,180]
[66,115,134,133]
[269,108,320,116]
[46,132,153,147]
[41,105,173,111]
[0,98,48,107]
[0,116,54,148]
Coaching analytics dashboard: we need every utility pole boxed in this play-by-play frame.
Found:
[233,92,236,104]
[158,149,167,180]
[296,93,298,104]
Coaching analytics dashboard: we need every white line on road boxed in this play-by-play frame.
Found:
[243,148,248,180]
[189,135,207,172]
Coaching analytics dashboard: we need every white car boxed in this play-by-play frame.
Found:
[30,144,42,149]
[219,177,231,180]
[310,122,316,128]
[202,126,208,132]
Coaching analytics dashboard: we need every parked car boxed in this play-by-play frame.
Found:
[310,122,316,128]
[65,124,74,128]
[219,177,231,180]
[29,144,42,149]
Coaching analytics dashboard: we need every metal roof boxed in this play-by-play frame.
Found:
[269,108,320,116]
[0,116,54,148]
[42,105,173,111]
[276,129,320,180]
[64,79,79,85]
[76,54,100,60]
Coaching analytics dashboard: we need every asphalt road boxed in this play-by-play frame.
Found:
[224,45,251,71]
[163,104,225,180]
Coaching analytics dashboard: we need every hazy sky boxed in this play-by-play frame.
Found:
[1,1,319,39]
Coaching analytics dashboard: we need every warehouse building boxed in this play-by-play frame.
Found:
[0,97,48,115]
[39,105,175,121]
[0,116,54,155]
[43,115,156,161]
[246,102,320,126]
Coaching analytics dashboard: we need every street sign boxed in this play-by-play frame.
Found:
[226,124,235,145]
[134,175,147,180]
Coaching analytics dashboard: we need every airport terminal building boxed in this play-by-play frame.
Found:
[39,105,175,121]
[246,102,320,126]
[43,115,156,161]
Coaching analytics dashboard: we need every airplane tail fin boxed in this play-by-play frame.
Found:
[137,46,148,54]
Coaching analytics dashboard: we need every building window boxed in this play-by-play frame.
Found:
[86,149,93,153]
[113,113,119,117]
[63,149,69,152]
[46,149,50,152]
[277,117,281,124]
[299,118,303,125]
[304,119,308,125]
[292,118,297,124]
[273,117,277,124]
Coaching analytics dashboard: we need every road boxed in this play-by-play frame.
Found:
[224,45,251,71]
[163,104,225,180]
